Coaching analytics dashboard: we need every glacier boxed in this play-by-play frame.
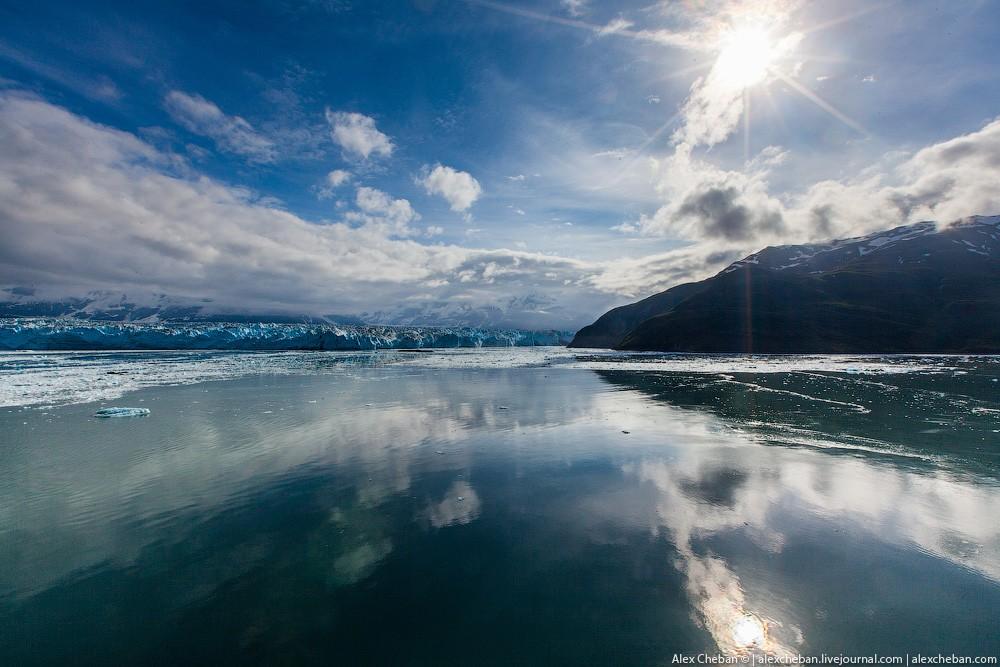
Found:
[0,318,574,351]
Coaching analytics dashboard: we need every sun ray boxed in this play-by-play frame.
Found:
[759,83,791,140]
[799,1,895,37]
[743,88,750,165]
[596,107,687,191]
[650,59,714,82]
[769,67,869,136]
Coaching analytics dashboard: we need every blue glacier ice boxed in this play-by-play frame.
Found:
[0,318,574,351]
[94,407,150,418]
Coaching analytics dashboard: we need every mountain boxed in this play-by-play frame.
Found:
[0,289,575,330]
[0,289,365,324]
[571,215,1000,353]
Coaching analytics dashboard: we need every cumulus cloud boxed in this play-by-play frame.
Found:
[789,116,1000,236]
[624,145,786,242]
[325,110,393,160]
[629,116,1000,250]
[317,169,351,199]
[327,169,351,187]
[674,186,784,241]
[417,164,483,213]
[348,186,420,236]
[163,91,276,163]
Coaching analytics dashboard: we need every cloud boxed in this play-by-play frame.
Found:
[317,169,351,199]
[790,116,1000,236]
[425,481,481,528]
[7,92,999,331]
[560,0,587,16]
[348,186,420,236]
[0,93,659,328]
[417,164,483,213]
[674,185,784,241]
[597,17,634,37]
[325,110,393,160]
[327,169,351,187]
[628,116,1000,250]
[0,43,123,103]
[163,91,276,163]
[671,30,801,149]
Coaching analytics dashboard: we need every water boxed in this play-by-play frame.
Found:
[1,349,999,664]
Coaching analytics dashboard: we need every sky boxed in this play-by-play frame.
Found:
[1,0,1000,329]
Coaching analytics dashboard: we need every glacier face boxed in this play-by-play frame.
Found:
[0,318,574,351]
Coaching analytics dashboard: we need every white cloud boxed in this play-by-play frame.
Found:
[317,169,352,200]
[0,93,660,328]
[597,17,634,37]
[325,110,393,159]
[0,43,123,103]
[164,91,276,163]
[8,93,1000,331]
[327,169,351,187]
[561,0,587,16]
[626,117,1000,250]
[348,186,420,236]
[417,164,483,213]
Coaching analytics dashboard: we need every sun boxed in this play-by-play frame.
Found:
[714,25,780,90]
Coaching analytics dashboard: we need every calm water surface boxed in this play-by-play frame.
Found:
[1,350,999,664]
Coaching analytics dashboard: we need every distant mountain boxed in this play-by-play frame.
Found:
[0,289,363,324]
[571,215,1000,353]
[0,288,575,330]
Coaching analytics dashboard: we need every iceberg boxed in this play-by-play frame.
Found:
[94,407,150,418]
[0,318,574,351]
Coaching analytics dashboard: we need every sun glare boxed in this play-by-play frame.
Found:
[714,26,779,89]
[732,613,767,649]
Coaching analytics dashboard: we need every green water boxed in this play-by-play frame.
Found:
[1,353,998,664]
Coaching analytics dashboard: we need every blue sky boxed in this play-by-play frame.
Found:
[2,0,1000,327]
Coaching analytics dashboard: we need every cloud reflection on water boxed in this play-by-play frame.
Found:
[1,362,998,659]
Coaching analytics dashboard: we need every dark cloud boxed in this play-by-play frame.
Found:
[675,186,784,241]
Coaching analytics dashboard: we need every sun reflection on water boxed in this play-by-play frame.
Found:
[732,613,766,649]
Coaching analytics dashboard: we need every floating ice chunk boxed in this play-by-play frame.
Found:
[94,407,150,418]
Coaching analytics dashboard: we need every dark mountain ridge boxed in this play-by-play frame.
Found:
[571,215,1000,353]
